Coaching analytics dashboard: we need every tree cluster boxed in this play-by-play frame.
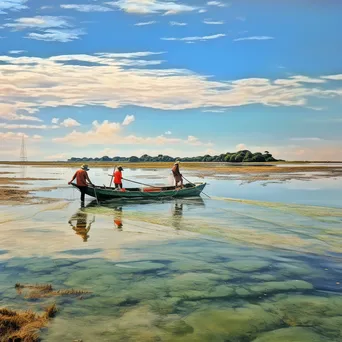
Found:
[67,150,281,163]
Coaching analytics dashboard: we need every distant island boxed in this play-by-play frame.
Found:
[68,150,282,163]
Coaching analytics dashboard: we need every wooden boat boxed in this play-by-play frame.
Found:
[71,182,206,201]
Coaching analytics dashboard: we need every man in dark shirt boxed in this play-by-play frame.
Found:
[68,164,94,202]
[171,161,183,188]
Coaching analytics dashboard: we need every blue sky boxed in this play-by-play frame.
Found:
[1,0,342,161]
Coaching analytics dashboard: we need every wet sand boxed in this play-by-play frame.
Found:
[2,161,342,175]
[0,177,60,204]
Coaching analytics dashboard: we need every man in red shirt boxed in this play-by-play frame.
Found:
[171,161,183,188]
[68,164,94,202]
[113,166,124,189]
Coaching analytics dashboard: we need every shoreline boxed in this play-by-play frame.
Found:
[1,161,342,176]
[1,162,342,205]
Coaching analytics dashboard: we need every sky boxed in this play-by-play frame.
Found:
[1,0,342,161]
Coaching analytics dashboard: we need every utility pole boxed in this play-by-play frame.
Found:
[20,135,27,162]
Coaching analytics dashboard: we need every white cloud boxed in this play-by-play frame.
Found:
[169,21,187,26]
[1,52,342,120]
[236,16,246,21]
[198,9,207,13]
[122,115,135,126]
[134,21,157,26]
[321,74,342,81]
[44,153,68,160]
[305,106,324,111]
[54,120,121,145]
[290,137,322,142]
[106,0,198,15]
[234,36,274,42]
[40,6,53,10]
[0,131,28,140]
[61,4,113,12]
[0,104,42,122]
[32,134,42,139]
[60,118,81,127]
[202,108,225,113]
[53,119,211,147]
[27,29,85,43]
[207,1,227,7]
[165,131,172,135]
[274,76,326,87]
[162,33,226,42]
[52,118,59,124]
[0,0,27,14]
[4,16,85,43]
[4,16,70,30]
[236,143,247,151]
[187,135,212,146]
[203,19,224,25]
[0,123,57,129]
[8,50,27,54]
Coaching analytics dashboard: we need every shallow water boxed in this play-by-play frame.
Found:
[0,165,342,341]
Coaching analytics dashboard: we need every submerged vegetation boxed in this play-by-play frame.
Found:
[0,284,92,341]
[15,283,92,299]
[68,150,280,163]
[0,304,57,342]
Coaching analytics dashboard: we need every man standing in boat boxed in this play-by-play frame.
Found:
[113,166,124,189]
[172,161,183,188]
[68,164,94,202]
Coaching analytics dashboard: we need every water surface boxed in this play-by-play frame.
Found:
[0,165,341,341]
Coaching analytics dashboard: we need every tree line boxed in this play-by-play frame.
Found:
[67,150,282,163]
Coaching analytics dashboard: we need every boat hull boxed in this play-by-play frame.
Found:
[71,183,206,201]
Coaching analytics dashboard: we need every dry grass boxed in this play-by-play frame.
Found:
[15,283,92,299]
[0,284,91,340]
[0,304,57,342]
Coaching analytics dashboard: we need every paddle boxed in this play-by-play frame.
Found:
[108,175,161,188]
[89,184,99,204]
[109,166,116,187]
[182,175,211,199]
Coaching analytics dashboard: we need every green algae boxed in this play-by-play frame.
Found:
[158,319,194,336]
[225,259,270,272]
[252,327,327,342]
[82,198,342,256]
[180,305,282,342]
[214,196,342,220]
[248,280,313,295]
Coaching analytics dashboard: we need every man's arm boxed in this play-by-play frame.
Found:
[68,172,77,184]
[86,172,93,185]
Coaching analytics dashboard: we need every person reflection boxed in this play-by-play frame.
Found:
[113,206,123,231]
[171,202,183,230]
[68,209,95,242]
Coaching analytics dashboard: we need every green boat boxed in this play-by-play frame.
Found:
[71,182,206,201]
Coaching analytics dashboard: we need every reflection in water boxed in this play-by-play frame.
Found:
[171,202,183,230]
[19,165,27,178]
[68,208,95,242]
[84,198,205,233]
[113,206,123,230]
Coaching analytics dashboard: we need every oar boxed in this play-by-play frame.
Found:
[122,177,161,188]
[93,187,99,204]
[107,175,163,188]
[182,175,211,199]
[109,166,116,187]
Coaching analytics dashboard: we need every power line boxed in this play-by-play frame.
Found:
[20,135,27,162]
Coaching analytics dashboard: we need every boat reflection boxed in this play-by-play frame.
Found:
[113,206,123,231]
[84,197,205,231]
[68,208,95,242]
[171,202,183,230]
